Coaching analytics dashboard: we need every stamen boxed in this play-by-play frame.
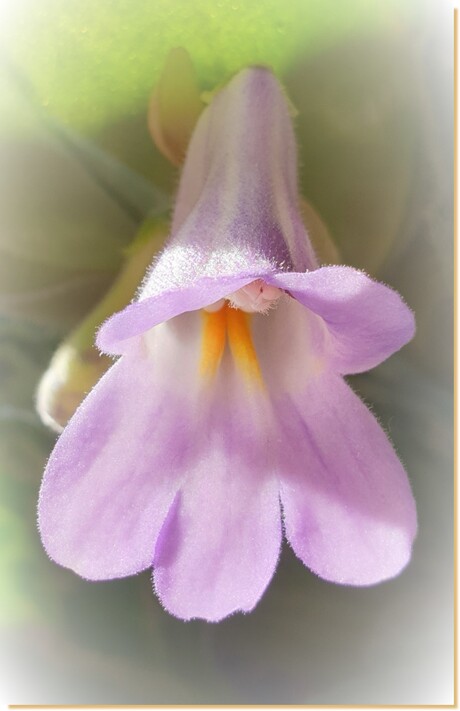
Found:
[200,307,227,376]
[226,306,263,384]
[200,304,263,384]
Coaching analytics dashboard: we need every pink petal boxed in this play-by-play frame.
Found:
[98,68,321,358]
[165,67,316,274]
[153,367,281,622]
[251,293,328,395]
[38,331,198,580]
[268,266,415,374]
[97,274,259,355]
[277,371,417,585]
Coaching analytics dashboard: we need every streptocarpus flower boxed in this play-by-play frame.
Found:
[38,67,417,622]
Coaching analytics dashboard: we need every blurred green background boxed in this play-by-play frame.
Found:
[0,0,454,703]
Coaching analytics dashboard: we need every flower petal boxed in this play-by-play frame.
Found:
[98,67,326,357]
[126,67,317,326]
[164,67,317,275]
[97,273,260,355]
[277,372,417,585]
[38,334,198,580]
[268,266,415,374]
[153,364,281,621]
[252,294,328,396]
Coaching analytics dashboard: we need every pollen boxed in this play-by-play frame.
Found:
[200,304,263,384]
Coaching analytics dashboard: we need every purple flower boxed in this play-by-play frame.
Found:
[38,67,417,622]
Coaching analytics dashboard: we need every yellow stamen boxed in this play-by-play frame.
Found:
[200,308,227,377]
[200,304,264,384]
[225,306,263,385]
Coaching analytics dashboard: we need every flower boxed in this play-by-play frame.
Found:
[38,67,417,622]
